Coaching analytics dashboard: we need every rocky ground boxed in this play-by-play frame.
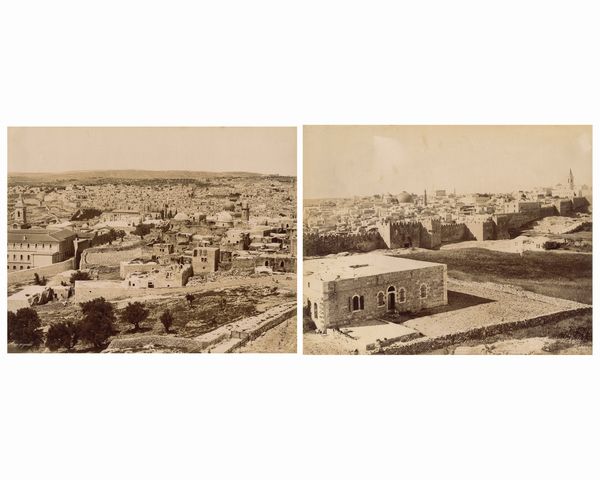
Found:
[14,272,297,353]
[235,317,297,353]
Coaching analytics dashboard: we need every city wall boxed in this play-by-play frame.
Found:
[304,231,387,256]
[7,257,75,285]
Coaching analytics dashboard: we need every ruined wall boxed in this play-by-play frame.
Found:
[80,244,146,268]
[7,257,75,285]
[232,255,296,273]
[304,231,387,256]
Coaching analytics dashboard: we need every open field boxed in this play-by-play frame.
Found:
[398,247,592,305]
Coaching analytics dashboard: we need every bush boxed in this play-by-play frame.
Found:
[8,308,43,347]
[70,271,92,283]
[46,321,78,351]
[543,241,562,250]
[33,273,47,286]
[160,310,174,333]
[121,301,149,331]
[185,293,194,306]
[77,297,116,348]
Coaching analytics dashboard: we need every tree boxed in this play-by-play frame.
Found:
[160,310,174,333]
[116,230,126,242]
[7,311,16,343]
[133,223,151,239]
[8,308,43,347]
[70,270,91,283]
[77,297,116,349]
[46,321,78,351]
[185,293,194,306]
[121,301,149,331]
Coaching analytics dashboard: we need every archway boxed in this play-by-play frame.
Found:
[387,286,396,311]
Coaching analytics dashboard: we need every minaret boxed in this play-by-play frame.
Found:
[424,189,428,206]
[568,169,574,191]
[241,201,250,221]
[13,194,28,228]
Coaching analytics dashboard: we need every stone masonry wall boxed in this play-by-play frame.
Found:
[318,264,447,329]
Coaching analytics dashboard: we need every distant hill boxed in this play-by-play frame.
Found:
[8,169,271,183]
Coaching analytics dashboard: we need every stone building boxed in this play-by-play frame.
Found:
[124,263,193,289]
[191,246,220,274]
[304,252,447,331]
[7,229,76,271]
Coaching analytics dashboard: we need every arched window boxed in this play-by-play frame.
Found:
[359,295,365,310]
[420,284,428,299]
[352,295,360,311]
[377,291,385,306]
[398,287,406,303]
[387,285,395,293]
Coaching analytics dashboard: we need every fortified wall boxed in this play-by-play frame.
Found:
[304,231,387,256]
[377,219,442,250]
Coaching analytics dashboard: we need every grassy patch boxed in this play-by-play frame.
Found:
[400,248,592,304]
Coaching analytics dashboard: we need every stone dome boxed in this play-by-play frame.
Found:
[173,212,190,221]
[397,191,413,203]
[216,211,233,223]
[224,201,236,211]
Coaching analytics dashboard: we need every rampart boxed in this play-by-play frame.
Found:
[304,231,387,256]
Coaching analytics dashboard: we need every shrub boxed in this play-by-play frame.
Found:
[185,293,194,306]
[8,308,43,347]
[160,310,174,333]
[33,273,47,286]
[46,321,78,351]
[70,270,91,283]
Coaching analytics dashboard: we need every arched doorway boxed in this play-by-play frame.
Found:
[387,286,396,311]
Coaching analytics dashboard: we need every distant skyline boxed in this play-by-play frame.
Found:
[8,127,296,176]
[304,126,592,198]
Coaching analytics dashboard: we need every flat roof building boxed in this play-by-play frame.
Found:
[304,252,447,331]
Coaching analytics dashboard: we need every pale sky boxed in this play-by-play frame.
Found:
[304,125,592,198]
[8,127,296,175]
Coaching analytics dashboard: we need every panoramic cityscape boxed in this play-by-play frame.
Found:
[303,125,592,355]
[7,127,297,353]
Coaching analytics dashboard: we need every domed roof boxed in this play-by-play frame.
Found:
[397,191,413,203]
[224,201,236,211]
[173,212,190,221]
[216,211,233,223]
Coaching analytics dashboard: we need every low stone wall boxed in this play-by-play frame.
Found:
[225,305,296,352]
[7,257,75,285]
[377,306,592,355]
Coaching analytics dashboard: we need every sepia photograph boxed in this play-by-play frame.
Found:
[7,127,297,353]
[303,125,592,355]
